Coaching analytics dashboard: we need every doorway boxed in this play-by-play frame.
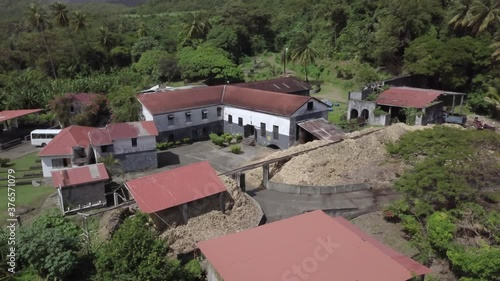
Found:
[244,125,255,138]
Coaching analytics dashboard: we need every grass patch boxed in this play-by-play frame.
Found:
[0,185,55,223]
[0,152,42,182]
[328,104,348,124]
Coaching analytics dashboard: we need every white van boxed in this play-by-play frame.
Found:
[30,129,62,147]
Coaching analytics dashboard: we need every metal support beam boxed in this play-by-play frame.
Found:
[219,192,226,214]
[459,95,464,114]
[452,95,456,114]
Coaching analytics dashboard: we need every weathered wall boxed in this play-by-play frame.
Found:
[421,103,444,125]
[152,105,222,134]
[347,100,377,122]
[157,121,223,142]
[114,150,157,172]
[267,180,371,195]
[373,113,391,126]
[42,156,74,177]
[289,110,328,145]
[60,182,106,211]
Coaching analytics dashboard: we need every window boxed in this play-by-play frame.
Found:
[228,114,233,124]
[69,106,75,114]
[101,145,113,153]
[307,101,314,110]
[186,112,191,123]
[273,125,279,140]
[52,158,69,168]
[202,110,208,120]
[238,117,243,126]
[168,115,174,126]
[47,134,55,139]
[217,107,222,117]
[131,138,137,147]
[260,122,266,137]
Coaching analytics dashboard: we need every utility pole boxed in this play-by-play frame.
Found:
[283,47,288,75]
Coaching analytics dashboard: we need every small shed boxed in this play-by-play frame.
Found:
[125,161,229,230]
[51,163,109,214]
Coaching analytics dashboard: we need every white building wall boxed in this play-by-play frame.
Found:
[291,99,330,118]
[41,155,74,177]
[224,106,290,135]
[109,136,156,155]
[140,103,154,121]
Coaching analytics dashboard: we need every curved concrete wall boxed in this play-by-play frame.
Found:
[267,180,370,195]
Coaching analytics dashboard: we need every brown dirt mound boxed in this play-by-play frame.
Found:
[161,175,261,255]
[98,207,135,240]
[271,124,430,188]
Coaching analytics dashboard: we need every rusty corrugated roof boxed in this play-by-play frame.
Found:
[233,77,311,94]
[51,163,109,188]
[0,109,43,122]
[88,121,158,146]
[38,125,95,157]
[375,87,443,108]
[222,86,313,116]
[197,210,431,281]
[137,86,225,115]
[298,118,344,142]
[125,161,227,213]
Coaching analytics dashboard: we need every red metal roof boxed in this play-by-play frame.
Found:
[0,109,43,122]
[125,161,227,213]
[375,87,443,108]
[197,210,430,281]
[89,121,158,146]
[38,125,95,157]
[222,86,313,116]
[65,93,98,106]
[138,85,318,117]
[51,163,109,188]
[234,76,311,94]
[137,86,224,115]
[333,216,432,276]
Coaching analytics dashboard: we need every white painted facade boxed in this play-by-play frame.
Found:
[41,155,74,177]
[93,136,156,159]
[223,106,290,135]
[291,99,330,118]
[139,102,154,121]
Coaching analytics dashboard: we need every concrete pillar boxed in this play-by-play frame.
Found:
[180,203,188,224]
[113,192,119,206]
[459,95,464,114]
[239,173,246,192]
[219,192,226,214]
[262,164,269,188]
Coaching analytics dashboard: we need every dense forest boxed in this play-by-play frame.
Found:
[0,1,499,280]
[0,0,499,123]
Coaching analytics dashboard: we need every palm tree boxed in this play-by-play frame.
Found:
[50,1,69,28]
[98,26,114,52]
[50,2,80,65]
[290,31,319,82]
[448,0,474,29]
[26,3,57,78]
[71,11,89,40]
[182,12,211,41]
[467,0,500,33]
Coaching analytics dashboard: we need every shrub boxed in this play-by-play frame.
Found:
[0,158,11,167]
[230,145,241,154]
[235,133,243,142]
[156,142,169,151]
[225,135,233,144]
[167,142,174,148]
[209,133,225,146]
[427,212,456,252]
[182,138,190,144]
[175,141,181,146]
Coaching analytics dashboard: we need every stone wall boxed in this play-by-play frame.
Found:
[347,99,377,123]
[267,180,370,195]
